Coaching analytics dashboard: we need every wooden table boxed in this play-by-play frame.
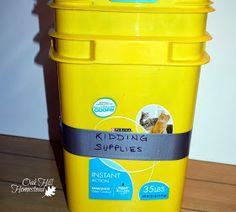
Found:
[0,135,236,212]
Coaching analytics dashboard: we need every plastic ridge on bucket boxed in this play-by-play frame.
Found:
[51,7,213,37]
[49,30,212,65]
[49,0,214,211]
[49,40,211,66]
[49,0,214,12]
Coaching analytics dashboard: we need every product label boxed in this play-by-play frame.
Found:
[93,98,117,118]
[136,104,174,134]
[64,102,191,160]
[139,181,169,200]
[89,158,133,200]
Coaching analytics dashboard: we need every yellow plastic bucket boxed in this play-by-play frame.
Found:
[49,0,213,211]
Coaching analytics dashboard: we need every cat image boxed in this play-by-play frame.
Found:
[140,112,149,126]
[151,113,170,134]
[140,112,158,131]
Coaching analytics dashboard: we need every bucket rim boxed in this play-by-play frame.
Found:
[49,29,213,43]
[49,1,215,14]
[49,47,211,67]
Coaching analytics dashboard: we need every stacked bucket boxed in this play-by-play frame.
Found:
[49,0,214,211]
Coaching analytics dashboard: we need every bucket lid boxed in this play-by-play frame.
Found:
[49,0,215,13]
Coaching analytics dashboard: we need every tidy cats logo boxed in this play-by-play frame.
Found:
[11,177,56,198]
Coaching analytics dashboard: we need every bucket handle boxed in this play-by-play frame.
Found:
[50,37,95,61]
[49,36,210,66]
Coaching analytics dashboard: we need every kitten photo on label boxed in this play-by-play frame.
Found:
[151,113,170,134]
[139,112,158,132]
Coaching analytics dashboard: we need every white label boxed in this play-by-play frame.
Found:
[93,98,117,118]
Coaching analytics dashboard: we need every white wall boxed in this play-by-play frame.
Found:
[190,1,236,165]
[0,0,235,165]
[0,0,49,139]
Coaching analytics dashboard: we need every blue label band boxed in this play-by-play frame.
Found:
[89,158,133,200]
[62,124,191,161]
[139,181,169,200]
